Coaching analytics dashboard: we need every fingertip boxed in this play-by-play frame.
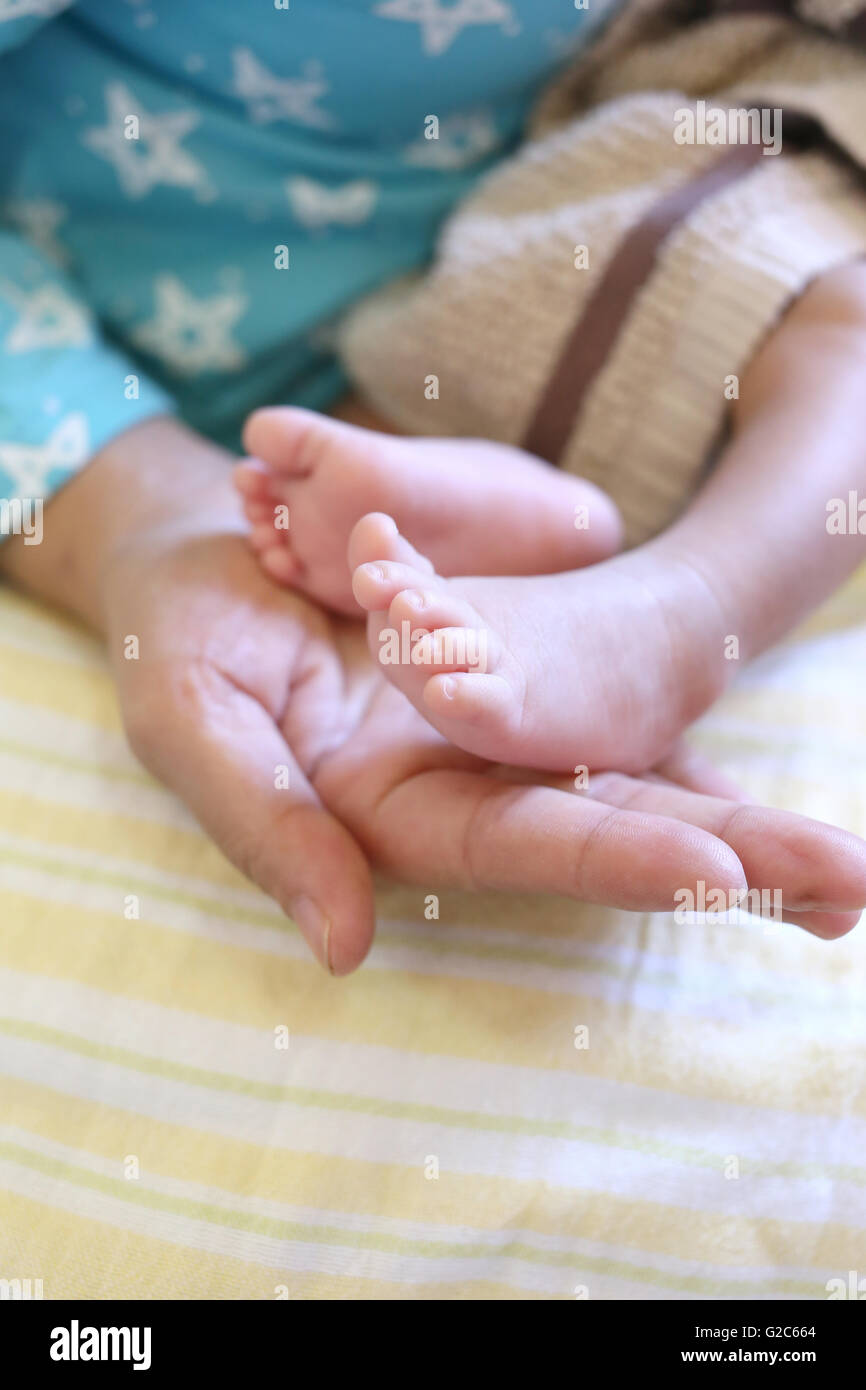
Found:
[325,903,378,976]
[666,827,748,905]
[792,907,862,941]
[290,895,376,976]
[280,814,376,975]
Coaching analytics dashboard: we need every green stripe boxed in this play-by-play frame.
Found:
[1,1016,864,1186]
[0,1137,824,1298]
[0,845,284,930]
[0,844,682,979]
[1,843,832,994]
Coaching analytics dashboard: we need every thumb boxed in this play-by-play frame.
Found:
[123,660,376,975]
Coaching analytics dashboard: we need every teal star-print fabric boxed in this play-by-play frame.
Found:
[0,0,618,514]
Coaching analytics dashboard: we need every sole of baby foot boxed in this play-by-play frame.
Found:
[235,406,622,615]
[349,512,726,775]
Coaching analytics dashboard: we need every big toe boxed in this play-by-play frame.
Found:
[242,405,352,476]
[348,512,436,573]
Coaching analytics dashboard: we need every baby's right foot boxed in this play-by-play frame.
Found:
[350,513,727,776]
[235,407,622,614]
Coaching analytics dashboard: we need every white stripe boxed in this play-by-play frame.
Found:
[0,601,100,669]
[3,844,864,1028]
[0,978,864,1228]
[0,747,196,830]
[0,1151,593,1297]
[0,695,143,772]
[0,1124,827,1296]
[0,829,282,919]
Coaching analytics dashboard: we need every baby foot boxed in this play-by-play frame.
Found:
[350,514,728,775]
[235,406,621,615]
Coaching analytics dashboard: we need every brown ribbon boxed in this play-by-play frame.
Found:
[521,102,863,465]
[521,142,768,463]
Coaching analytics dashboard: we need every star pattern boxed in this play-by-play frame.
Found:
[0,0,72,21]
[374,0,517,56]
[230,49,335,128]
[286,177,378,229]
[0,0,557,516]
[404,111,499,169]
[1,281,92,353]
[0,413,89,501]
[2,199,69,266]
[131,275,248,377]
[82,82,210,199]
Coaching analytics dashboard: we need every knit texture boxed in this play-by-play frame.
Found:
[338,3,866,546]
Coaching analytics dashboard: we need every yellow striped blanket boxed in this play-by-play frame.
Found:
[0,569,864,1300]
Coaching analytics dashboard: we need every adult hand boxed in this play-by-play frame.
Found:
[3,417,864,973]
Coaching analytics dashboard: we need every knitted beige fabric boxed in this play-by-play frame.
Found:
[337,3,866,546]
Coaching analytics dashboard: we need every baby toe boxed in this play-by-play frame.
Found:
[260,546,302,584]
[242,406,331,477]
[412,625,495,676]
[423,671,518,729]
[348,513,435,574]
[243,498,275,526]
[352,559,441,612]
[249,521,284,553]
[233,460,274,499]
[387,586,485,636]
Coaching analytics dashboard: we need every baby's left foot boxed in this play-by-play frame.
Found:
[350,514,727,774]
[235,406,621,615]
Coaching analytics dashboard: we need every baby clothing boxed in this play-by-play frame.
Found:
[338,0,866,545]
[0,0,616,512]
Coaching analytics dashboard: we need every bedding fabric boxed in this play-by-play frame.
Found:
[0,568,864,1300]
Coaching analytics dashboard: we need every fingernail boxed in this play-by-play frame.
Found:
[440,676,456,699]
[323,920,335,975]
[289,895,332,972]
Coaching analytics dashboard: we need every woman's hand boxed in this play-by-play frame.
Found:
[3,416,865,973]
[101,522,866,971]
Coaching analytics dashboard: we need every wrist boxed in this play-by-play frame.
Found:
[0,416,241,633]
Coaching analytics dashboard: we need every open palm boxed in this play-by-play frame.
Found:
[107,527,866,973]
